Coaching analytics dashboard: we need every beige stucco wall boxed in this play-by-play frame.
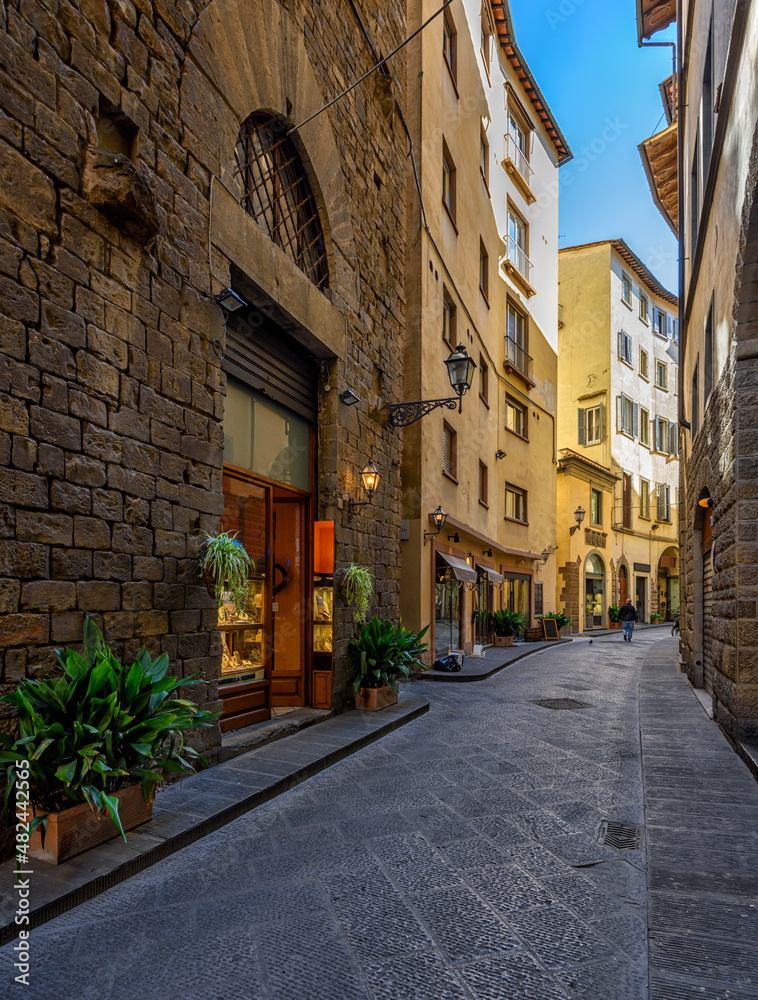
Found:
[400,0,561,654]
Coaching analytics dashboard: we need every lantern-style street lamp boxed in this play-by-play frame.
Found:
[388,344,476,427]
[423,505,447,545]
[348,460,381,521]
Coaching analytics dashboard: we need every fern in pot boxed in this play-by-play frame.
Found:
[341,563,373,624]
[200,530,255,619]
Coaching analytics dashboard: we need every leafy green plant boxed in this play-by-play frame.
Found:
[200,531,254,617]
[491,609,526,637]
[348,616,429,695]
[341,563,373,624]
[650,612,664,622]
[608,604,621,623]
[0,617,215,842]
[538,611,571,630]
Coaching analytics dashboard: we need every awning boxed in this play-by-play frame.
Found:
[477,564,504,585]
[437,552,477,584]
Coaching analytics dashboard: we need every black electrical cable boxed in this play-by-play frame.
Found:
[286,0,454,135]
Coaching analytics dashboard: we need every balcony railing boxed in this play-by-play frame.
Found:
[505,336,533,382]
[503,134,534,188]
[504,235,534,287]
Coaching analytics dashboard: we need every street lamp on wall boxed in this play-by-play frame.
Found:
[388,344,476,427]
[424,505,447,545]
[569,506,586,536]
[347,460,381,521]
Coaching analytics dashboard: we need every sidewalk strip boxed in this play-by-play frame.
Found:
[0,693,429,946]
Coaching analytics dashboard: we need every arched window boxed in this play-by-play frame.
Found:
[586,554,604,576]
[237,113,328,290]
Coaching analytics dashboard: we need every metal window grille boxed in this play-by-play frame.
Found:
[237,114,328,290]
[534,581,543,615]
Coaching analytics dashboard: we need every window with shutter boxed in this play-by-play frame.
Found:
[478,462,488,505]
[657,484,670,521]
[622,473,632,528]
[442,423,456,477]
[640,478,650,518]
[577,408,585,445]
[669,422,678,456]
[633,401,639,439]
[640,348,649,380]
[640,407,650,446]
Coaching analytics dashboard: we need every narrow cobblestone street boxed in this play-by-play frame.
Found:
[4,633,757,999]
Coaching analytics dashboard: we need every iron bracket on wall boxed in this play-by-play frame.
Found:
[388,397,459,427]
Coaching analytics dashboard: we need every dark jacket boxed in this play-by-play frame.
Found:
[619,603,638,622]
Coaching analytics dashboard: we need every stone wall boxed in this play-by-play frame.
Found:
[0,0,408,746]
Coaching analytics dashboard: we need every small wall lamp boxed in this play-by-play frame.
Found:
[347,460,381,521]
[214,287,248,314]
[538,548,550,568]
[339,389,360,406]
[495,450,507,460]
[483,548,493,557]
[424,505,447,545]
[569,505,586,536]
[448,533,460,543]
[698,496,713,509]
[651,523,659,531]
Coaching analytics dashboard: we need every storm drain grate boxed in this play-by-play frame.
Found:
[598,821,643,850]
[531,698,594,710]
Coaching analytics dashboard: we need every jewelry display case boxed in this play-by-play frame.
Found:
[218,575,265,684]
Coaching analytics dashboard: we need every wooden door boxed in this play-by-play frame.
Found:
[271,491,306,706]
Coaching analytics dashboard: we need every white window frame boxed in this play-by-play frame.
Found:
[505,484,527,523]
[655,360,668,390]
[639,292,649,323]
[621,270,632,306]
[655,415,670,454]
[618,330,633,366]
[585,405,602,445]
[617,393,638,438]
[506,394,527,438]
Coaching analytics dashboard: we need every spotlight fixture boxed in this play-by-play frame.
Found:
[651,523,660,531]
[214,287,248,314]
[347,460,381,521]
[424,505,447,545]
[569,505,586,536]
[447,533,460,543]
[339,389,360,406]
[483,548,493,557]
[697,496,713,509]
[495,450,507,460]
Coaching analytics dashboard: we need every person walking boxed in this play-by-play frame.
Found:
[619,598,638,642]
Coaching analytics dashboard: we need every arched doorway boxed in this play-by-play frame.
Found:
[584,553,605,629]
[618,563,628,606]
[657,546,679,621]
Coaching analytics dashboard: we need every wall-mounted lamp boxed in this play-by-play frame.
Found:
[447,533,460,543]
[389,344,476,426]
[339,389,361,406]
[569,505,586,536]
[424,505,447,545]
[651,523,659,531]
[538,548,550,569]
[495,450,507,460]
[214,287,248,314]
[698,496,713,509]
[347,460,381,521]
[483,548,493,557]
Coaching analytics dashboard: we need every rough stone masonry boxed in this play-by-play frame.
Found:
[0,0,409,775]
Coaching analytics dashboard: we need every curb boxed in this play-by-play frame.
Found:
[0,694,429,945]
[418,638,573,682]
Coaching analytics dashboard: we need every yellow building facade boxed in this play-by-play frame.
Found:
[400,0,571,659]
[557,240,680,632]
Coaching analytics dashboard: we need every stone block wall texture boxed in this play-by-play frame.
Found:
[681,148,758,743]
[0,0,408,751]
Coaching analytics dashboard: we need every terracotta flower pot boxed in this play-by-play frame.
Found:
[21,783,154,864]
[355,685,399,712]
[609,622,621,629]
[494,635,514,647]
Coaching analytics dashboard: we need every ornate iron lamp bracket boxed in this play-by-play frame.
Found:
[388,397,459,427]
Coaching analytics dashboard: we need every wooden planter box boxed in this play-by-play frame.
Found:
[493,636,514,647]
[609,622,621,629]
[22,783,154,864]
[355,685,398,712]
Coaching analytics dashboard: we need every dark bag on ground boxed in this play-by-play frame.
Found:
[434,655,461,672]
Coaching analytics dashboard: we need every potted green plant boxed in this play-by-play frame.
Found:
[650,612,664,623]
[608,604,621,629]
[491,609,526,646]
[0,617,215,863]
[348,616,429,711]
[200,531,255,618]
[537,611,572,636]
[341,563,373,624]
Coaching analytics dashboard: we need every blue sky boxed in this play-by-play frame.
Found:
[509,0,679,291]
